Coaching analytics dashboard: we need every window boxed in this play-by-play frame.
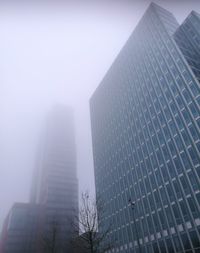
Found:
[169,120,177,136]
[171,66,178,77]
[161,166,169,182]
[168,140,176,157]
[158,209,165,225]
[165,206,173,224]
[170,101,178,115]
[188,146,198,166]
[187,197,198,213]
[159,241,167,253]
[182,109,191,124]
[180,176,189,191]
[158,130,165,145]
[158,112,165,125]
[162,145,170,161]
[147,215,154,233]
[175,114,184,130]
[172,204,180,220]
[189,230,200,248]
[179,200,189,218]
[159,95,166,107]
[188,171,199,191]
[167,183,174,201]
[174,157,182,174]
[181,233,192,250]
[156,84,162,96]
[160,187,167,204]
[189,82,199,97]
[173,180,181,196]
[161,62,168,73]
[150,173,157,190]
[163,125,170,140]
[173,235,183,252]
[177,59,185,72]
[176,95,184,110]
[180,151,191,170]
[170,83,179,95]
[196,190,200,207]
[165,89,172,102]
[189,103,199,118]
[154,190,161,206]
[167,160,176,178]
[156,150,163,166]
[152,135,158,149]
[147,139,153,154]
[188,124,199,142]
[197,118,200,129]
[182,88,191,103]
[181,129,190,147]
[148,122,154,135]
[149,105,155,117]
[177,76,184,90]
[196,141,200,153]
[182,70,192,83]
[154,100,160,113]
[152,213,161,232]
[153,117,160,131]
[140,180,145,196]
[150,155,157,169]
[174,135,184,151]
[155,169,162,185]
[164,107,171,121]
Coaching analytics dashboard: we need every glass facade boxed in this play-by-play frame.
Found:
[90,3,200,253]
[174,11,200,83]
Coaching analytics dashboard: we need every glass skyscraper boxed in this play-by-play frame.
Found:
[174,11,200,84]
[90,3,200,253]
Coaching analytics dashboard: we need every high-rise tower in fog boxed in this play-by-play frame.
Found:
[31,105,79,252]
[0,106,78,253]
[90,3,200,253]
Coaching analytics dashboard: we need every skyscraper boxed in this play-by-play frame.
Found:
[90,3,200,253]
[174,11,200,83]
[31,105,79,252]
[0,105,78,253]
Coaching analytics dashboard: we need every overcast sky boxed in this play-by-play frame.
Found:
[0,0,200,229]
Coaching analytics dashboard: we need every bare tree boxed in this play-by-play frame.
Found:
[41,213,75,253]
[71,191,115,253]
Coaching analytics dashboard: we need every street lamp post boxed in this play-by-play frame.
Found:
[129,199,142,253]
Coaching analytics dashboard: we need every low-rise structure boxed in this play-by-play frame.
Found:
[0,203,44,253]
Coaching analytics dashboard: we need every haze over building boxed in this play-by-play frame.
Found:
[90,3,200,253]
[31,105,79,252]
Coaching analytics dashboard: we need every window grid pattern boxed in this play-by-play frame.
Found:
[174,11,200,84]
[90,3,200,253]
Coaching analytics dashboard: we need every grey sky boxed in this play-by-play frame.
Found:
[0,0,200,229]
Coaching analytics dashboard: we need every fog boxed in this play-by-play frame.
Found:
[0,0,199,229]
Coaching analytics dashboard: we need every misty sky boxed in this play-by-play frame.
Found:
[0,0,200,229]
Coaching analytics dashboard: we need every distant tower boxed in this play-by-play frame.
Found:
[31,105,79,252]
[90,3,200,253]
